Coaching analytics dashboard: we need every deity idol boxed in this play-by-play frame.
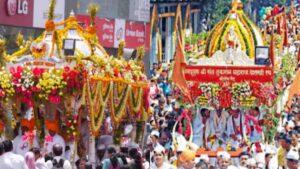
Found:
[225,26,241,64]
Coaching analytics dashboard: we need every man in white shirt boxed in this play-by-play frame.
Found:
[46,143,71,169]
[31,147,48,169]
[44,120,65,156]
[209,107,229,150]
[13,118,39,157]
[226,108,246,148]
[192,107,213,148]
[2,140,28,169]
[0,141,13,169]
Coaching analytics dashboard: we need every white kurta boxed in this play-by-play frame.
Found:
[248,114,263,143]
[13,134,40,157]
[209,110,229,150]
[0,153,13,169]
[226,113,246,146]
[44,134,65,155]
[1,152,28,169]
[192,109,213,148]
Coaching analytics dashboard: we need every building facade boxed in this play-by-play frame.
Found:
[150,0,202,65]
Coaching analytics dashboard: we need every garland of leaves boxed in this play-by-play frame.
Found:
[236,21,250,56]
[216,22,229,52]
[205,21,224,56]
[129,87,143,113]
[110,83,131,124]
[240,13,258,46]
[85,81,113,136]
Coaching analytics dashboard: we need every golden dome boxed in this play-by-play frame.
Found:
[205,0,264,58]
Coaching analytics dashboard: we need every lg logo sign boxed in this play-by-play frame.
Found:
[6,0,28,16]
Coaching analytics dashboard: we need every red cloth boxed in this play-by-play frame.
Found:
[45,120,59,133]
[282,14,289,47]
[21,118,35,131]
[272,5,280,16]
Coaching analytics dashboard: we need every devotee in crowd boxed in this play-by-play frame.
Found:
[2,140,28,169]
[44,120,66,156]
[13,105,39,157]
[46,143,71,169]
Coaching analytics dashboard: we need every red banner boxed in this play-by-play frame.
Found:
[185,65,274,83]
[125,21,148,49]
[76,15,150,50]
[97,18,115,48]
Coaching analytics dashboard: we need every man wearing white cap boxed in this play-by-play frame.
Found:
[265,145,278,169]
[246,158,257,169]
[150,145,176,169]
[216,151,226,168]
[238,151,250,168]
[150,130,161,148]
[170,133,187,167]
[219,151,231,169]
[149,130,163,167]
[286,149,299,169]
[198,154,209,164]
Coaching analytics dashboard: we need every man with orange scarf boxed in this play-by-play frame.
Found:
[44,119,65,156]
[13,105,39,157]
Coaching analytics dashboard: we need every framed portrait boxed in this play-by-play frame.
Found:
[63,39,76,56]
[255,46,270,65]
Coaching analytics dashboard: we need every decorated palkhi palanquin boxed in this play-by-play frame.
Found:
[0,0,148,151]
[184,0,275,109]
[205,0,264,59]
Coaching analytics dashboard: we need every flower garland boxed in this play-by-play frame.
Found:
[10,66,43,106]
[63,114,78,141]
[62,66,84,95]
[85,80,113,136]
[37,69,66,104]
[198,83,220,105]
[22,131,36,147]
[231,82,252,99]
[262,109,279,144]
[110,84,131,124]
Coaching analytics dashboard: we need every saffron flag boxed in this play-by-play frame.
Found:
[298,45,300,64]
[172,40,192,102]
[287,70,300,107]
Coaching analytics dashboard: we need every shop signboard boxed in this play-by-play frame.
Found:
[0,0,34,27]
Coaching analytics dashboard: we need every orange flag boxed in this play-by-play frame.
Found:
[297,45,300,64]
[282,14,289,47]
[277,17,281,35]
[287,70,300,108]
[172,40,192,102]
